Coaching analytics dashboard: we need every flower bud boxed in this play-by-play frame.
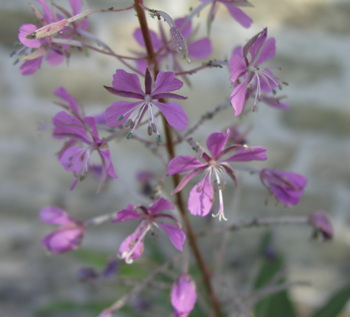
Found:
[308,211,333,241]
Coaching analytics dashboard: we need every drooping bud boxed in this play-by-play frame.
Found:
[308,211,333,241]
[170,273,197,317]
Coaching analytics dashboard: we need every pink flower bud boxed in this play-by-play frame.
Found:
[26,19,69,39]
[171,273,197,317]
[308,211,333,241]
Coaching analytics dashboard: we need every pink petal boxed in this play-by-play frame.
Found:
[188,38,212,59]
[37,0,54,23]
[18,24,41,48]
[119,232,144,262]
[42,227,83,254]
[175,17,192,38]
[153,101,188,130]
[46,50,65,66]
[112,69,144,96]
[54,86,81,116]
[105,101,142,127]
[59,145,89,173]
[159,223,186,251]
[206,131,230,158]
[20,58,43,75]
[225,146,267,162]
[225,5,253,28]
[133,28,162,50]
[256,37,276,65]
[113,205,141,222]
[152,72,183,95]
[188,176,214,217]
[230,81,248,116]
[172,169,205,194]
[168,156,204,175]
[69,0,83,15]
[229,54,247,84]
[149,198,174,214]
[39,206,73,225]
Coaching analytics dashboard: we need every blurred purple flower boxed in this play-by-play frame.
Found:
[39,206,84,254]
[133,16,212,72]
[200,0,253,30]
[229,28,284,116]
[168,129,267,220]
[52,87,116,190]
[308,211,333,241]
[260,168,307,206]
[171,273,197,317]
[113,198,186,264]
[105,69,188,141]
[16,0,88,75]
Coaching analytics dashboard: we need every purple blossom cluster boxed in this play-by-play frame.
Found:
[14,0,333,316]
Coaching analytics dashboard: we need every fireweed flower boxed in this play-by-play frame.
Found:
[168,129,267,220]
[104,69,188,142]
[39,206,84,254]
[260,168,307,206]
[16,0,89,75]
[171,273,197,317]
[133,16,212,72]
[52,87,116,190]
[199,0,253,30]
[112,198,186,264]
[229,27,284,116]
[308,211,333,241]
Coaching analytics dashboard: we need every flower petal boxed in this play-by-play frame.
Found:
[229,54,247,84]
[20,58,43,75]
[113,204,141,222]
[230,81,248,116]
[188,38,212,59]
[105,101,142,127]
[153,101,188,130]
[225,5,253,28]
[112,69,144,96]
[54,86,81,116]
[206,131,230,158]
[18,24,41,48]
[225,146,267,162]
[148,198,174,214]
[168,155,204,175]
[39,206,73,225]
[256,37,276,65]
[152,72,183,95]
[159,223,186,251]
[188,176,214,217]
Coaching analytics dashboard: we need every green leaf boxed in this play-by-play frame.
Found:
[311,283,350,317]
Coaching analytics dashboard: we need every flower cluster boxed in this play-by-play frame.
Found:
[16,0,88,75]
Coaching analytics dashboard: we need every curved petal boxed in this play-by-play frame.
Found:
[149,198,174,214]
[18,24,41,48]
[229,54,247,84]
[69,0,83,15]
[153,101,188,130]
[42,227,83,254]
[105,101,142,127]
[188,38,212,59]
[224,146,267,162]
[39,206,73,225]
[230,81,248,116]
[112,69,144,96]
[256,37,276,65]
[206,131,230,158]
[37,0,54,23]
[59,145,89,173]
[133,28,162,50]
[159,223,186,251]
[54,86,80,115]
[20,58,43,75]
[225,5,253,28]
[171,168,205,194]
[113,204,141,222]
[175,17,192,38]
[152,72,183,95]
[188,175,214,217]
[168,155,204,175]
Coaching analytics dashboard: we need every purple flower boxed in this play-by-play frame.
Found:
[113,198,186,264]
[104,69,188,141]
[170,273,197,317]
[308,211,333,241]
[16,0,88,75]
[39,206,84,254]
[168,129,267,220]
[53,87,116,190]
[200,0,253,30]
[229,28,284,116]
[133,16,212,72]
[260,168,307,206]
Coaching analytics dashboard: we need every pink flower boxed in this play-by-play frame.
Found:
[39,206,84,254]
[260,168,307,206]
[133,16,212,73]
[200,0,253,30]
[308,211,333,241]
[229,28,284,116]
[105,69,188,142]
[113,198,186,264]
[16,0,88,75]
[52,87,116,190]
[168,129,267,220]
[171,273,197,317]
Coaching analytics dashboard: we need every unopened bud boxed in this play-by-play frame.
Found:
[26,19,69,39]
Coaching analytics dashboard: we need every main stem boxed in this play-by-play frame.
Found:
[134,2,222,316]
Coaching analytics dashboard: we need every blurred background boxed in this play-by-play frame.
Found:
[1,0,350,316]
